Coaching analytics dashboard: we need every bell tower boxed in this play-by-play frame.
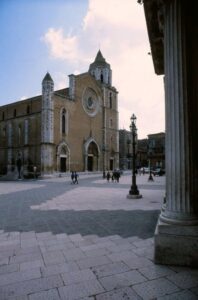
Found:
[89,50,112,86]
[89,50,119,171]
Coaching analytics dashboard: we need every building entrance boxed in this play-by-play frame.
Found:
[88,156,93,171]
[60,157,66,172]
[87,141,98,171]
[110,159,114,171]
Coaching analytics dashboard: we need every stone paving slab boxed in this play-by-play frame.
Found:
[0,267,41,287]
[0,274,63,299]
[92,261,130,278]
[41,262,79,277]
[58,279,104,299]
[96,287,141,300]
[132,278,180,299]
[157,289,198,300]
[28,288,60,300]
[98,270,146,291]
[61,269,96,285]
[166,271,198,289]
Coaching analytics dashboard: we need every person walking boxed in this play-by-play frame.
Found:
[74,171,79,184]
[106,171,110,182]
[71,171,74,184]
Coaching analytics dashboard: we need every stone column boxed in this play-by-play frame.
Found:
[154,0,198,266]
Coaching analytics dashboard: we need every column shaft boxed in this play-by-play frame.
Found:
[161,0,198,225]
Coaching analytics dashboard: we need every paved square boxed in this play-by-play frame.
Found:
[0,173,197,299]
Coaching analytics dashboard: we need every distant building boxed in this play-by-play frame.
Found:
[148,132,165,169]
[119,130,165,170]
[0,51,119,178]
[119,129,132,169]
[136,138,148,168]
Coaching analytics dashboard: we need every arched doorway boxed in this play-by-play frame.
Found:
[87,141,98,171]
[57,142,70,172]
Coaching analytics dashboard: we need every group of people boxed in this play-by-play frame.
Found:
[106,170,121,183]
[70,171,79,184]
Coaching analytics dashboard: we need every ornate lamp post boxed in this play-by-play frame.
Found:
[148,159,154,181]
[127,114,142,199]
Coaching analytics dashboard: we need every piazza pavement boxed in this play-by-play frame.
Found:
[0,172,197,299]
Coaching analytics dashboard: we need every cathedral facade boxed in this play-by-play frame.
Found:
[0,51,119,177]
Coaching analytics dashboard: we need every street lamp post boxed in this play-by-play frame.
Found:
[127,114,142,199]
[148,159,154,181]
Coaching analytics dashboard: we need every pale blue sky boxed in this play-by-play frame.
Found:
[0,0,88,102]
[0,0,164,138]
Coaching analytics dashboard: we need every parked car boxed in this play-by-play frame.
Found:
[152,168,165,176]
[140,167,150,174]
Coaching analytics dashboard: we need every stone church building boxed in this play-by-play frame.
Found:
[0,51,119,177]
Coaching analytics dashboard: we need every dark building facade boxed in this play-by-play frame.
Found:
[148,132,165,169]
[119,129,165,170]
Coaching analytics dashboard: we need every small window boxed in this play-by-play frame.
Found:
[27,105,30,114]
[100,73,103,83]
[2,112,4,121]
[13,109,16,117]
[109,119,113,128]
[109,93,112,108]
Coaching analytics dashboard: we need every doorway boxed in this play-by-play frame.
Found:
[60,157,66,172]
[87,141,98,171]
[110,158,114,171]
[88,156,93,171]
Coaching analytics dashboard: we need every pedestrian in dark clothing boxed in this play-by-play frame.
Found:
[106,171,110,182]
[111,173,114,182]
[71,171,75,184]
[74,171,79,184]
[116,171,120,182]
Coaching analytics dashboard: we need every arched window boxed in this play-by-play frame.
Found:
[62,114,65,133]
[61,109,66,134]
[109,118,113,128]
[109,93,112,108]
[100,73,103,83]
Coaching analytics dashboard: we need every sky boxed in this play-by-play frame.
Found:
[0,0,165,139]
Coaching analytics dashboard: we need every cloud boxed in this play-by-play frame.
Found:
[42,28,78,62]
[42,0,164,138]
[20,96,28,100]
[83,0,146,30]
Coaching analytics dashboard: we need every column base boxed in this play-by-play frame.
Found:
[154,219,198,267]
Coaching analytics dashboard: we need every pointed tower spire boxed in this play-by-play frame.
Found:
[42,72,53,83]
[94,50,107,64]
[89,50,112,85]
